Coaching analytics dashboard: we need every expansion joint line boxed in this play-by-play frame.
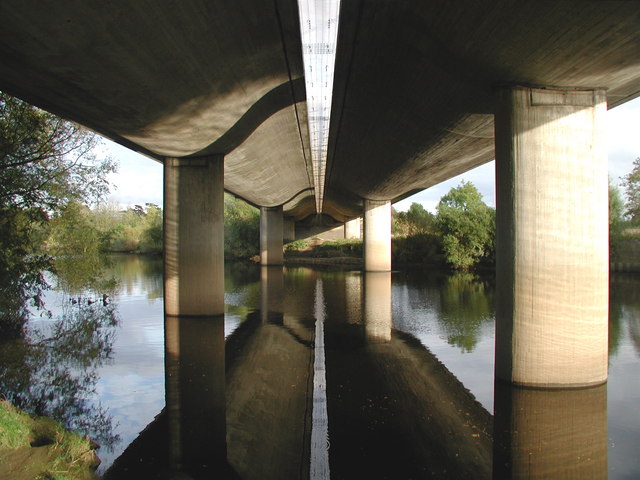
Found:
[297,0,342,214]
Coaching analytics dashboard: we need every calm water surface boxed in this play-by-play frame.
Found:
[0,254,638,479]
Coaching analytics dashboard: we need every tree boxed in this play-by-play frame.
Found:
[436,181,495,270]
[0,91,116,336]
[609,179,625,260]
[224,193,260,259]
[622,157,640,224]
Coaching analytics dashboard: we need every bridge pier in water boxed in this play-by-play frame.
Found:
[494,86,609,388]
[260,206,284,266]
[163,156,225,317]
[364,199,392,272]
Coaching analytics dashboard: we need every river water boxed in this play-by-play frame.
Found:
[0,254,638,479]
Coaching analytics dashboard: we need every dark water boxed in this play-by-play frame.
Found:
[0,254,638,479]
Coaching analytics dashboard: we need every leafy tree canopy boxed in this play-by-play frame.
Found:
[622,157,640,224]
[0,91,116,336]
[436,181,495,270]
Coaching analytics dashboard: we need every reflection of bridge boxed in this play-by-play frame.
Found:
[2,2,638,386]
[103,269,607,479]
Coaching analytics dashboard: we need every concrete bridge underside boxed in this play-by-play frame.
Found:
[1,1,639,387]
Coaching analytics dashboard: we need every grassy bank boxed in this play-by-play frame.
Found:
[0,400,99,480]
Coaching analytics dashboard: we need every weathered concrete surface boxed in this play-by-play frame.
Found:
[327,2,640,214]
[164,156,225,316]
[494,86,609,387]
[364,199,391,272]
[1,2,638,221]
[260,206,284,266]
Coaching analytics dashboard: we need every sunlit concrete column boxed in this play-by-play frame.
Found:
[260,206,284,266]
[364,199,391,271]
[164,156,224,316]
[364,271,392,342]
[165,315,227,476]
[344,217,362,239]
[283,216,296,243]
[493,383,607,479]
[494,86,609,387]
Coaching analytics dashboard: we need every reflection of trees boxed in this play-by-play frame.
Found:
[629,307,640,356]
[53,252,117,297]
[437,273,494,352]
[0,299,120,449]
[101,254,163,300]
[610,274,640,357]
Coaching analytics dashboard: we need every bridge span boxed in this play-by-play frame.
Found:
[1,1,639,387]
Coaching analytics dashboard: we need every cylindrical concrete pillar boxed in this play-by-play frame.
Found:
[364,199,391,271]
[260,206,284,265]
[283,216,296,243]
[493,383,607,479]
[164,156,224,316]
[494,86,609,387]
[344,217,362,239]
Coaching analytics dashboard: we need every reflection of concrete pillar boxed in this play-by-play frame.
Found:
[260,206,284,266]
[165,315,227,476]
[165,316,182,471]
[494,86,608,387]
[260,265,284,324]
[164,156,224,316]
[364,271,392,342]
[364,200,391,272]
[493,383,607,480]
[344,217,362,239]
[345,272,363,324]
[283,216,296,243]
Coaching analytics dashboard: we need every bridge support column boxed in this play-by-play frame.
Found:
[344,217,362,239]
[164,156,224,316]
[364,199,391,271]
[260,206,283,265]
[283,216,296,243]
[494,86,609,387]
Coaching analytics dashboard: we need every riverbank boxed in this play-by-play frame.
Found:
[0,400,100,480]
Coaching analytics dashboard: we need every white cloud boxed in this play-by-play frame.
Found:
[103,141,163,208]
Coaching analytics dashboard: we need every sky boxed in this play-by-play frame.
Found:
[106,97,640,212]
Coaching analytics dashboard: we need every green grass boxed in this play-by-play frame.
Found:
[0,400,99,480]
[0,399,32,449]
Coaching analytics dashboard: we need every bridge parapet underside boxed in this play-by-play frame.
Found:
[1,1,638,387]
